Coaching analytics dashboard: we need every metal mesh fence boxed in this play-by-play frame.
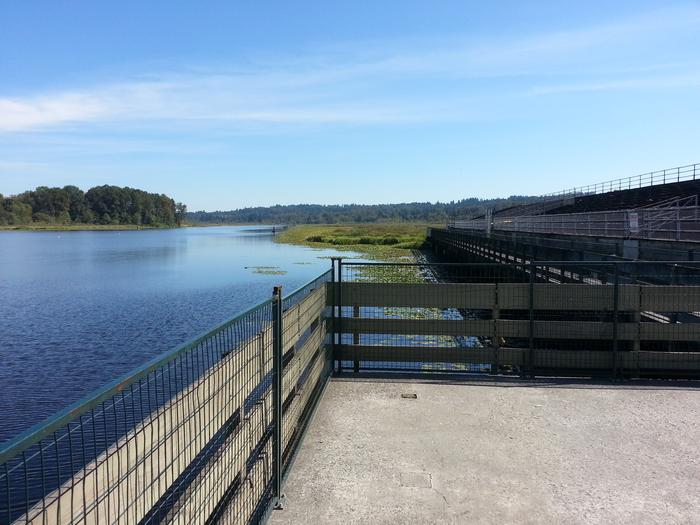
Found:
[0,269,332,525]
[4,258,700,524]
[451,202,700,242]
[333,261,700,378]
[278,271,333,478]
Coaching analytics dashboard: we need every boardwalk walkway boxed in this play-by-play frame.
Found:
[270,376,700,525]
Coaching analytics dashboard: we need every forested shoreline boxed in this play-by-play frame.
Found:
[2,187,538,228]
[0,185,187,227]
[187,196,537,225]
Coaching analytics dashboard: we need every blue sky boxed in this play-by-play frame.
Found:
[1,1,699,211]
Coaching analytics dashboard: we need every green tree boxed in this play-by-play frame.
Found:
[175,202,187,227]
[0,196,33,225]
[19,186,70,222]
[2,184,182,227]
[62,185,88,222]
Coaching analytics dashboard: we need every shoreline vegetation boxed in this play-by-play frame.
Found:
[1,185,186,229]
[0,223,177,231]
[275,223,431,260]
[0,222,278,231]
[186,195,536,225]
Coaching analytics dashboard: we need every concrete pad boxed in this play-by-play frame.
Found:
[269,376,700,525]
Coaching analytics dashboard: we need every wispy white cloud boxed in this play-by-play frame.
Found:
[1,4,699,133]
[0,94,106,132]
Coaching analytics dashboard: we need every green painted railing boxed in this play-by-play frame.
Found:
[0,269,333,525]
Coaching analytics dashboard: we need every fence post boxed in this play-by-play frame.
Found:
[492,284,500,375]
[669,265,679,352]
[337,258,343,374]
[611,266,619,381]
[528,263,535,377]
[330,258,337,372]
[633,283,641,378]
[272,285,285,509]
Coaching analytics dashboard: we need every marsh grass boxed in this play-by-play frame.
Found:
[276,223,431,260]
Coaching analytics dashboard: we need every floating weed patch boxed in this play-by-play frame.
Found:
[384,306,443,320]
[355,264,424,283]
[246,265,288,275]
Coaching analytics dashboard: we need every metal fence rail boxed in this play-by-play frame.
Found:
[0,270,332,525]
[451,203,700,242]
[331,261,700,378]
[542,163,699,199]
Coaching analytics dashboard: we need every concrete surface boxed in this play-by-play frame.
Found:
[269,376,700,525]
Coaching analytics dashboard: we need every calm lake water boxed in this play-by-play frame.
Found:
[0,226,353,443]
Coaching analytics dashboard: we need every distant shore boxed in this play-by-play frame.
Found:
[0,222,289,232]
[0,223,178,232]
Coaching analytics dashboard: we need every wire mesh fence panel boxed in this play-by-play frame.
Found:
[279,270,333,475]
[334,261,700,379]
[337,263,522,374]
[0,270,334,525]
[1,299,275,525]
[452,205,700,243]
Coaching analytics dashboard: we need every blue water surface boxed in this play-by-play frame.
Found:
[0,226,351,442]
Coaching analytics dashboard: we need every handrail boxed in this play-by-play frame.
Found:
[542,163,699,199]
[340,260,700,267]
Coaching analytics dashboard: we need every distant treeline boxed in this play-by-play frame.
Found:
[0,185,187,227]
[187,196,537,225]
